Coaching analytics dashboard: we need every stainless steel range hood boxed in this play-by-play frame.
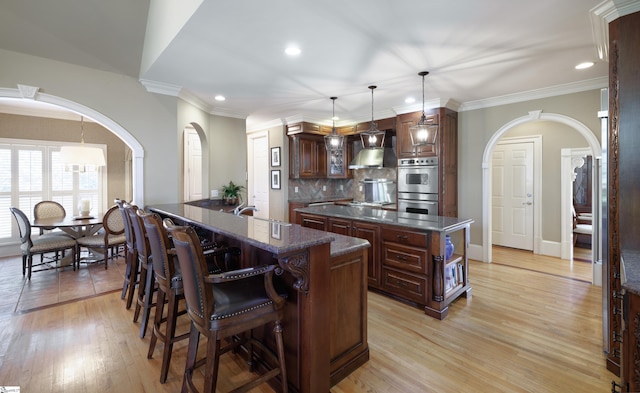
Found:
[349,147,397,169]
[348,134,397,169]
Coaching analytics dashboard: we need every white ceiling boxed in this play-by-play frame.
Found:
[0,0,618,129]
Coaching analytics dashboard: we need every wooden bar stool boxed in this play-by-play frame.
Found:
[139,209,189,383]
[115,199,137,308]
[126,203,156,338]
[165,219,288,393]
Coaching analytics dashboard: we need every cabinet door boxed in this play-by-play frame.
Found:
[328,218,351,235]
[298,213,327,230]
[299,137,318,177]
[397,111,438,158]
[352,221,380,288]
[288,202,306,224]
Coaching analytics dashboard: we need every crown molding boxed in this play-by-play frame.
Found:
[458,77,608,112]
[590,0,640,61]
[139,78,182,96]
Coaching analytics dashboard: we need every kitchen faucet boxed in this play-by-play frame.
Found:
[233,202,258,216]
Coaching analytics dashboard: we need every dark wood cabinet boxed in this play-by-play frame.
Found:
[298,211,471,319]
[326,217,381,288]
[327,142,353,179]
[354,117,397,133]
[288,122,352,179]
[610,10,640,391]
[352,221,381,289]
[288,201,306,224]
[298,212,328,230]
[396,111,437,158]
[289,133,326,179]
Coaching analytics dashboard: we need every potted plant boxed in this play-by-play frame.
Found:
[221,181,245,205]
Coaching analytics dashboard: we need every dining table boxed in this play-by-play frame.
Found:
[31,214,105,266]
[31,214,104,239]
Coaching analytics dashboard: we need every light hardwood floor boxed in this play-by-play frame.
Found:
[0,247,614,392]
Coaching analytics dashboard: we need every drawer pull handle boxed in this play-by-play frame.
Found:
[396,234,408,240]
[397,280,408,287]
[396,255,408,261]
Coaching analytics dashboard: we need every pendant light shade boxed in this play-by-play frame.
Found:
[360,85,385,149]
[60,116,106,172]
[409,71,438,146]
[324,97,344,151]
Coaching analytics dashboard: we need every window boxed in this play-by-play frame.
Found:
[0,138,106,244]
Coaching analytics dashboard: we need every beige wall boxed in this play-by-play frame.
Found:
[0,48,248,209]
[176,100,247,202]
[503,120,592,242]
[0,113,129,208]
[458,89,601,247]
[0,48,180,206]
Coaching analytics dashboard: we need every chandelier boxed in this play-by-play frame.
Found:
[360,85,385,149]
[324,97,344,151]
[59,116,106,172]
[409,71,438,146]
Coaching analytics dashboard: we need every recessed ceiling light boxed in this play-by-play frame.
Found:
[214,95,226,101]
[405,97,416,104]
[285,46,301,56]
[575,61,594,70]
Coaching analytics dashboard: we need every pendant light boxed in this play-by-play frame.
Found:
[409,71,438,146]
[60,116,106,172]
[324,97,344,151]
[360,85,385,149]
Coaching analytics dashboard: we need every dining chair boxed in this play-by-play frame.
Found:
[10,207,78,280]
[33,201,70,237]
[115,199,137,308]
[139,209,189,383]
[164,218,288,393]
[76,205,126,269]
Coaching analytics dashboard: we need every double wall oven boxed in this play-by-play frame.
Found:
[397,157,439,216]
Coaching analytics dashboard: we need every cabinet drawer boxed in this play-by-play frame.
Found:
[382,267,427,304]
[381,228,428,248]
[382,241,428,274]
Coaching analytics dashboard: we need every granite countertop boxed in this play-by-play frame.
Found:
[295,204,473,232]
[622,248,640,295]
[288,196,353,204]
[148,203,369,257]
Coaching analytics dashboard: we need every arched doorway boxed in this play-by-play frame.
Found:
[481,111,601,266]
[182,122,209,202]
[0,84,145,204]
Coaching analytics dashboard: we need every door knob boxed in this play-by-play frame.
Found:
[522,201,532,205]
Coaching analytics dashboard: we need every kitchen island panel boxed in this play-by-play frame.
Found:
[148,203,369,392]
[295,204,472,319]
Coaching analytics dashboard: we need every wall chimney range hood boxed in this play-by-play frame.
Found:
[349,139,397,169]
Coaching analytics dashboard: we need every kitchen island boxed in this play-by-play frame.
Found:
[295,204,473,319]
[148,203,370,393]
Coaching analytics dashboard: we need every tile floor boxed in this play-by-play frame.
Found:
[0,251,126,316]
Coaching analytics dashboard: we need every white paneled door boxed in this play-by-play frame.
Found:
[183,128,202,202]
[250,133,269,219]
[492,141,534,250]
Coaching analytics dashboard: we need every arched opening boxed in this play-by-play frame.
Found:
[182,122,209,202]
[481,111,601,265]
[0,85,145,204]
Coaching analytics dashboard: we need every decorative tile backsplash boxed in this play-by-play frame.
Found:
[288,167,396,202]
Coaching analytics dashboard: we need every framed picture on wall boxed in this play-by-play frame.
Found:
[271,147,281,167]
[271,170,281,189]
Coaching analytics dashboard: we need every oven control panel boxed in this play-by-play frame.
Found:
[398,157,438,167]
